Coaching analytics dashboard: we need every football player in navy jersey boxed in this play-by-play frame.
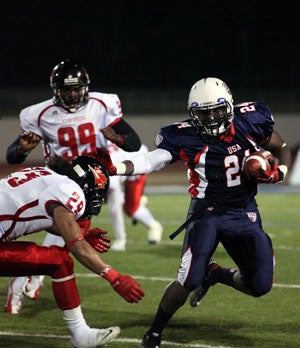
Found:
[111,77,291,348]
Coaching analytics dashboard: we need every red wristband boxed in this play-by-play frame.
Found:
[100,266,119,283]
[66,236,84,250]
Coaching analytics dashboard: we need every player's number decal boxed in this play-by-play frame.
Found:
[58,123,96,160]
[66,192,84,215]
[225,155,241,187]
[238,102,256,113]
[225,150,250,187]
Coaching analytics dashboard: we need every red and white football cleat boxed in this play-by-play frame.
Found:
[5,277,25,314]
[23,276,44,300]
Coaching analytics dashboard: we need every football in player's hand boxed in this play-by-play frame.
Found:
[242,150,274,179]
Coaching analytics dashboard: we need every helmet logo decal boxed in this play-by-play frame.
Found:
[191,102,199,107]
[73,164,86,177]
[88,165,108,189]
[64,77,79,85]
[217,97,226,103]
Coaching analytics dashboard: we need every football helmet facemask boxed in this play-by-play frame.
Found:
[188,77,234,136]
[50,60,90,113]
[71,156,110,219]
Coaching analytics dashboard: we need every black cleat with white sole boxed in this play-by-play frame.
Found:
[188,260,219,307]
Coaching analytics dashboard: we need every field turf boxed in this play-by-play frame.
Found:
[0,192,299,347]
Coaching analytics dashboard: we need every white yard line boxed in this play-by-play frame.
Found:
[0,331,232,347]
[75,273,300,288]
[0,273,298,346]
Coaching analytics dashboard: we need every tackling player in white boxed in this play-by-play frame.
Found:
[0,156,144,347]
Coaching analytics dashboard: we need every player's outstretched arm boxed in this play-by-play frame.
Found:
[114,148,173,176]
[52,206,145,303]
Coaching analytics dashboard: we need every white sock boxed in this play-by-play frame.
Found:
[107,187,126,240]
[63,306,90,335]
[132,205,156,228]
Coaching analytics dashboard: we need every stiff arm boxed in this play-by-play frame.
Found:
[115,148,173,175]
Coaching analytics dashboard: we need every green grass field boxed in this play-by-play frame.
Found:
[0,192,299,348]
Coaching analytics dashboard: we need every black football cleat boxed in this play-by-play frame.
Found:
[141,331,161,348]
[188,260,219,307]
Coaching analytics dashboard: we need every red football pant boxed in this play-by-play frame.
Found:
[0,241,80,310]
[123,175,147,216]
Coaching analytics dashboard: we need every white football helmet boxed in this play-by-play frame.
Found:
[188,77,234,136]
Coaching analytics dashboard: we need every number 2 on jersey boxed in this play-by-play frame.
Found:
[225,150,250,187]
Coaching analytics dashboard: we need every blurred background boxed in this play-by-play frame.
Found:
[1,1,300,113]
[0,1,299,182]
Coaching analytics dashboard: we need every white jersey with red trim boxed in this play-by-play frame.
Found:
[19,92,123,161]
[0,167,85,242]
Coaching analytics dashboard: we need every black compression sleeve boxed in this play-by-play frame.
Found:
[112,118,142,152]
[6,136,27,164]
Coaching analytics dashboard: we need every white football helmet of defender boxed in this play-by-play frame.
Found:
[188,77,234,136]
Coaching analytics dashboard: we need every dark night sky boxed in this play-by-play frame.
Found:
[1,1,299,95]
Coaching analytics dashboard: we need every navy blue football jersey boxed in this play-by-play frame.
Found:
[155,101,274,208]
